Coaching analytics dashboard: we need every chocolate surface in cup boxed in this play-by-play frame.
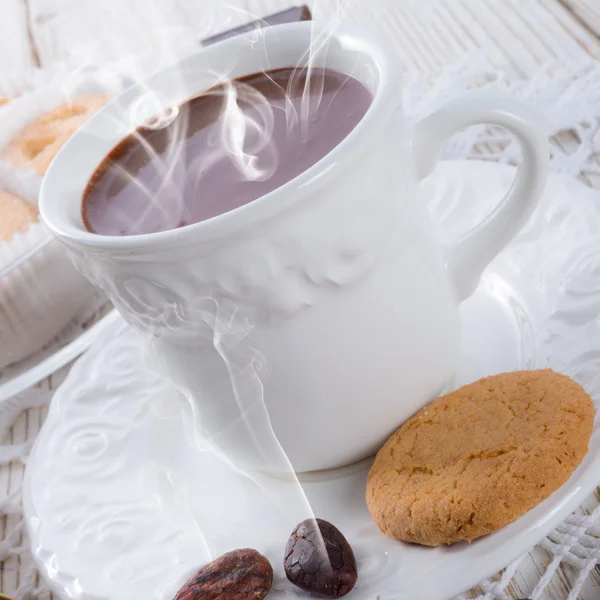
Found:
[82,67,372,236]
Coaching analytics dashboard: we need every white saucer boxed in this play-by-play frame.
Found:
[24,161,600,600]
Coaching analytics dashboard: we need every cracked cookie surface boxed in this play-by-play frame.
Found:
[366,369,594,546]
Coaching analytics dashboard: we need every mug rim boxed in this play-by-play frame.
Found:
[40,21,403,253]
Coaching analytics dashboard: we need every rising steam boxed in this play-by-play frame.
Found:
[73,0,357,588]
[219,80,277,182]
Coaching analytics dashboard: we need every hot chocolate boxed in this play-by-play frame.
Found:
[82,67,372,236]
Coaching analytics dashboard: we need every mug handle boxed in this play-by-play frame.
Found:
[411,90,549,300]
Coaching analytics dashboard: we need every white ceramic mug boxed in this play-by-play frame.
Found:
[40,22,548,472]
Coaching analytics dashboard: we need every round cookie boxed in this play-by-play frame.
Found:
[1,93,112,176]
[0,190,38,243]
[366,369,594,546]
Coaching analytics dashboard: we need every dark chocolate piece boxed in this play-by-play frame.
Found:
[202,5,312,46]
[284,518,358,598]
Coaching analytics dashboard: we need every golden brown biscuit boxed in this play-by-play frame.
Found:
[0,191,38,243]
[1,93,111,176]
[366,370,594,546]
